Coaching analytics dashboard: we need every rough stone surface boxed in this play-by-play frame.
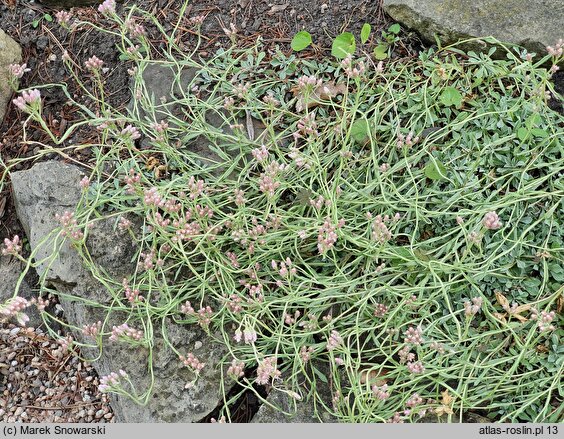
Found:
[383,0,564,58]
[129,64,279,176]
[38,0,104,6]
[11,160,231,422]
[0,28,22,121]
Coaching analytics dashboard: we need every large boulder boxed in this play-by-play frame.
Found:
[383,0,563,58]
[10,160,231,422]
[0,28,22,121]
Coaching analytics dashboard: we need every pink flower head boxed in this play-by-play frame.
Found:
[9,63,30,79]
[85,56,104,71]
[326,329,342,351]
[404,326,424,345]
[180,353,205,372]
[55,10,72,26]
[98,0,116,15]
[256,356,281,385]
[121,124,141,140]
[79,176,90,189]
[372,384,390,400]
[2,235,22,256]
[227,359,245,379]
[482,211,502,230]
[13,89,41,112]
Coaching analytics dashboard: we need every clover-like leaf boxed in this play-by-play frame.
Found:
[291,31,312,51]
[332,32,356,59]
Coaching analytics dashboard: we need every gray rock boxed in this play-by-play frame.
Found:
[11,160,231,422]
[129,64,281,176]
[383,0,564,59]
[0,28,22,121]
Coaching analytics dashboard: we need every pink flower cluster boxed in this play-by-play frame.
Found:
[404,326,424,345]
[283,310,301,325]
[272,258,296,278]
[55,10,72,26]
[79,176,90,189]
[109,323,143,342]
[374,303,388,317]
[326,329,343,351]
[293,113,318,140]
[0,297,30,326]
[125,18,146,38]
[256,356,281,385]
[121,124,141,140]
[483,211,502,230]
[232,189,246,207]
[234,327,258,344]
[227,359,245,379]
[546,39,563,57]
[9,63,30,79]
[398,345,415,364]
[57,335,73,352]
[124,168,141,194]
[371,214,400,244]
[288,147,311,169]
[372,384,390,400]
[99,370,128,393]
[406,393,423,407]
[82,321,102,338]
[406,360,425,374]
[180,301,213,328]
[251,145,269,163]
[98,0,116,14]
[317,217,344,255]
[296,75,322,91]
[299,346,314,363]
[171,210,202,243]
[55,211,84,241]
[85,56,104,71]
[262,94,280,107]
[232,82,250,98]
[118,216,132,231]
[258,164,284,197]
[13,89,41,112]
[464,297,483,316]
[340,54,366,78]
[531,308,556,332]
[2,235,22,256]
[123,278,143,304]
[188,176,206,200]
[397,131,419,149]
[227,294,243,313]
[180,353,205,372]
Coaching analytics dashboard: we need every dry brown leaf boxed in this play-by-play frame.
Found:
[536,345,549,353]
[557,292,564,314]
[293,81,347,111]
[495,290,509,309]
[146,156,160,171]
[493,312,507,323]
[435,390,455,416]
[358,368,388,385]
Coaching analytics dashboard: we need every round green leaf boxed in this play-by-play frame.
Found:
[332,32,356,59]
[351,118,370,143]
[291,31,312,51]
[424,160,448,180]
[440,86,463,108]
[373,43,389,60]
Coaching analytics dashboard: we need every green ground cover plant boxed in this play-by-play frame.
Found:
[2,0,563,423]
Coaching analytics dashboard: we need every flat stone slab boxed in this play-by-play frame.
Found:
[11,161,231,422]
[383,0,564,58]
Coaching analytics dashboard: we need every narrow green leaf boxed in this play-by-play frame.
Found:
[424,160,448,180]
[291,31,312,51]
[530,128,549,138]
[361,23,372,44]
[332,32,356,59]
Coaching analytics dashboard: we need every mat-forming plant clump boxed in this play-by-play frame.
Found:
[1,1,563,423]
